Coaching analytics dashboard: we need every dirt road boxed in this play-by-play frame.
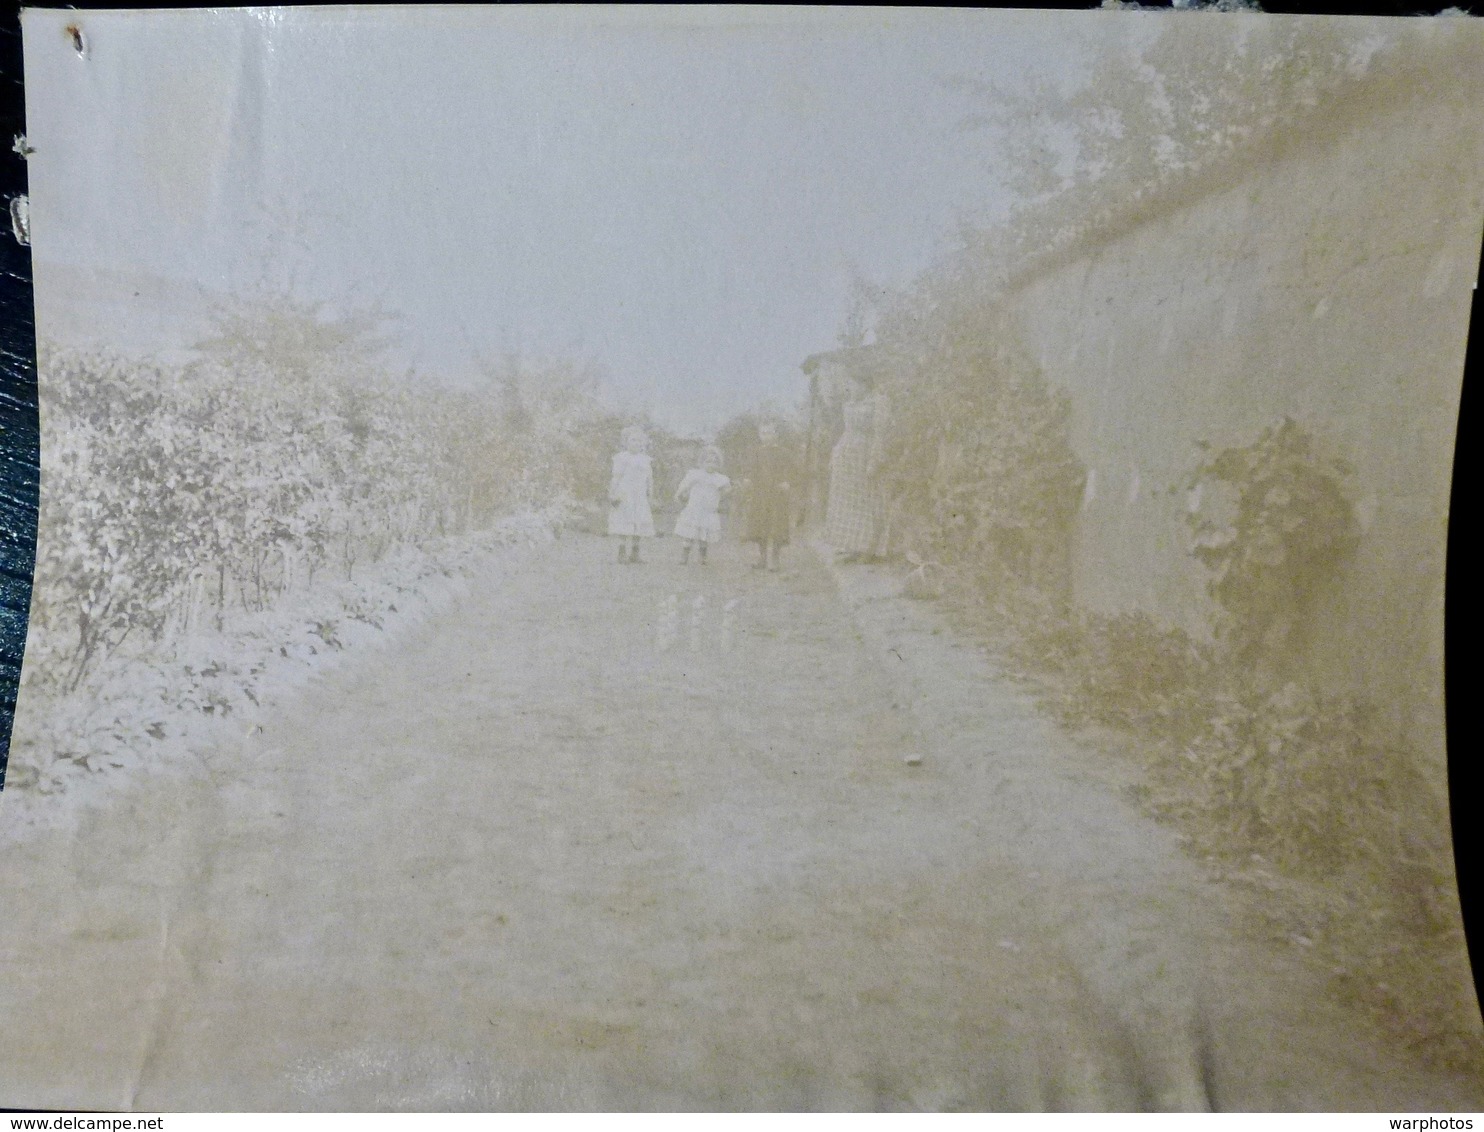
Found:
[1,532,1478,1110]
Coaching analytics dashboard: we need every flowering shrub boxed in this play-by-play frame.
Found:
[25,341,603,695]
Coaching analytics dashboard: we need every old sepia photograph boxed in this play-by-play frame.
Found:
[2,3,1483,1112]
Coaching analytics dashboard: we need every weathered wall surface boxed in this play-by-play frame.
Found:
[1002,52,1484,770]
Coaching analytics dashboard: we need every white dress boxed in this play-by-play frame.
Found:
[673,469,730,542]
[608,451,656,537]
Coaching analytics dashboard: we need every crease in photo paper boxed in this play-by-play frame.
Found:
[2,4,1483,1112]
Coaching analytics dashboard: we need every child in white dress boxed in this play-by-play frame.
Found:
[609,425,656,564]
[673,446,731,565]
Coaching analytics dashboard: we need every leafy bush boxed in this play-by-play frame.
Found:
[910,398,1470,1064]
[847,10,1475,1062]
[1057,611,1208,732]
[1184,417,1361,672]
[1164,682,1439,880]
[27,334,605,694]
[964,17,1418,284]
[868,303,1086,595]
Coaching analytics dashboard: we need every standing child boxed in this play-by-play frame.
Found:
[744,419,798,572]
[609,425,655,563]
[674,446,730,565]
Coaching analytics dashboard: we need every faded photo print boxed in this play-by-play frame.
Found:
[3,4,1483,1112]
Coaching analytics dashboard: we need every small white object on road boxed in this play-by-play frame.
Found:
[904,754,923,766]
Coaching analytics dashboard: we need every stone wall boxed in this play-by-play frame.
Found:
[1000,38,1484,773]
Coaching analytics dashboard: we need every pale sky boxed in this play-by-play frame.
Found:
[22,5,1099,435]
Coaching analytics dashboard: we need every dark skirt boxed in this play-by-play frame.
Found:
[745,443,796,545]
[745,488,792,545]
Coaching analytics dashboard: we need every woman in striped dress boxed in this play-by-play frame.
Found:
[824,379,889,561]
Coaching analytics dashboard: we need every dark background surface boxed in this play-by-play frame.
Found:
[0,0,1477,1034]
[0,0,36,787]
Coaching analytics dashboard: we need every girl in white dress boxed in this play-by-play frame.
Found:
[609,425,656,563]
[673,446,731,565]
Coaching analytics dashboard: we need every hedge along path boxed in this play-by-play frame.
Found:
[0,531,1476,1111]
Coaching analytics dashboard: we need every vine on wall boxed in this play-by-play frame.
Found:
[1184,416,1361,675]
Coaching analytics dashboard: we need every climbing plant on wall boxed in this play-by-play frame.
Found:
[1183,416,1361,675]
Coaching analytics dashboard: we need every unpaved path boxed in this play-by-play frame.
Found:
[1,533,1478,1111]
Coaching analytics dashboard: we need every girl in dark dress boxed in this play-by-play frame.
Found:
[744,419,797,572]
